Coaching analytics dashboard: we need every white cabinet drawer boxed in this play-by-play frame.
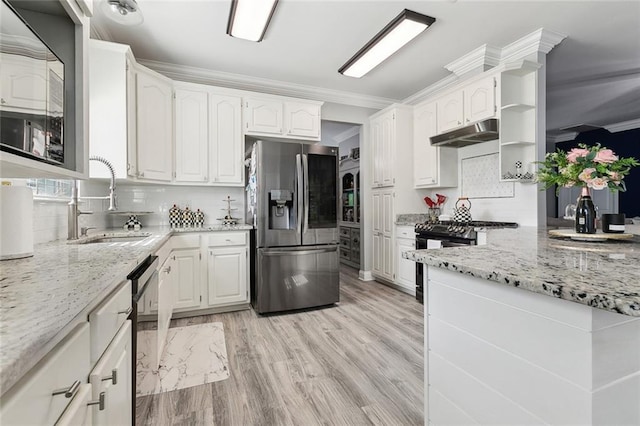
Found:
[89,281,131,364]
[206,232,247,247]
[89,321,132,426]
[1,324,90,425]
[171,234,200,249]
[55,383,93,426]
[396,226,415,240]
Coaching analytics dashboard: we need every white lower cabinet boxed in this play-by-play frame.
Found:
[372,189,394,282]
[172,248,202,311]
[157,255,175,366]
[207,246,248,306]
[89,321,131,426]
[395,227,416,294]
[0,324,91,425]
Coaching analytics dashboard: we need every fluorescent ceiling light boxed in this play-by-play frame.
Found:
[227,0,279,42]
[339,9,435,78]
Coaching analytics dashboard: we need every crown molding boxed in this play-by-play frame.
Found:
[604,118,640,133]
[444,44,502,77]
[137,59,396,110]
[403,28,564,106]
[501,28,567,63]
[333,125,360,144]
[547,132,578,144]
[90,21,115,42]
[402,73,459,105]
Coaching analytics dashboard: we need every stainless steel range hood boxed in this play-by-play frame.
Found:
[430,118,499,148]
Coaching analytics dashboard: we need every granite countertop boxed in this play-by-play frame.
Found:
[404,226,640,317]
[0,225,253,396]
[395,213,427,226]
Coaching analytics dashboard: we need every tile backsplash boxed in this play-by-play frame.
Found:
[78,181,245,230]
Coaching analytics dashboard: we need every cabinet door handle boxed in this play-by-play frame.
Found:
[204,176,207,181]
[466,118,470,122]
[117,307,133,316]
[1,98,6,104]
[457,121,461,125]
[164,266,171,274]
[52,380,81,398]
[102,369,118,385]
[87,392,106,411]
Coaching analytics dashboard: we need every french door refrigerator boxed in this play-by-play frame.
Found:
[246,139,339,314]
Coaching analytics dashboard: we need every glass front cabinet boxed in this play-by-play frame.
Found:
[339,163,360,269]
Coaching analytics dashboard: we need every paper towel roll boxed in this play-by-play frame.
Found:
[1,186,34,260]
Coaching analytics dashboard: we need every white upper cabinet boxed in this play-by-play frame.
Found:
[285,101,321,139]
[414,101,457,188]
[136,68,173,181]
[370,108,396,188]
[436,91,464,133]
[464,76,497,124]
[436,75,496,133]
[88,40,134,179]
[210,94,243,185]
[244,98,283,135]
[244,96,323,141]
[171,84,243,186]
[174,87,209,183]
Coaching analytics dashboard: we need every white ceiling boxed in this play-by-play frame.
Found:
[91,0,640,132]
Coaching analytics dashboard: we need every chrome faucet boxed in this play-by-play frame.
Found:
[85,156,117,211]
[67,156,117,240]
[68,183,93,240]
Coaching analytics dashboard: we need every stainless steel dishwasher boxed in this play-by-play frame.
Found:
[127,255,158,423]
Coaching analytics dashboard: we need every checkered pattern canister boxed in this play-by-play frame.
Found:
[169,204,182,228]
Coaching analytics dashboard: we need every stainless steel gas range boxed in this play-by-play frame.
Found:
[414,220,518,303]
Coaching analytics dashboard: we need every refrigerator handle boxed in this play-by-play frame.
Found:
[296,154,303,235]
[302,154,309,234]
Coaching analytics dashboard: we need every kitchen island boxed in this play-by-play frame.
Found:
[405,227,640,425]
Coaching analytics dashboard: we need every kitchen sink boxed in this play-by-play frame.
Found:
[71,233,152,245]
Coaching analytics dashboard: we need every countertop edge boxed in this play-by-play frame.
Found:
[404,249,640,318]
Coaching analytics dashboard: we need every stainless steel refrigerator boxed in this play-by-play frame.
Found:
[246,139,340,314]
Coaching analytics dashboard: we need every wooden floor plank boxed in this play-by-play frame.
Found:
[136,266,424,425]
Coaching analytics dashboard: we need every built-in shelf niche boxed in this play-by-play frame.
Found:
[499,60,541,182]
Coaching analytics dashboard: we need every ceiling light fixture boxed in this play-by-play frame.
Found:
[227,0,279,42]
[339,9,435,78]
[100,0,144,26]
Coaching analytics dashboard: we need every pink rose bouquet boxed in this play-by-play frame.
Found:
[536,143,638,193]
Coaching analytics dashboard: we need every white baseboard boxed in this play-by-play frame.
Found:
[359,270,374,281]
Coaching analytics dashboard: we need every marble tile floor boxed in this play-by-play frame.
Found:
[136,322,229,396]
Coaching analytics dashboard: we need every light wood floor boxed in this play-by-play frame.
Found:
[136,266,424,425]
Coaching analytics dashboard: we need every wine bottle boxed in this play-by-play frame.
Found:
[575,187,596,234]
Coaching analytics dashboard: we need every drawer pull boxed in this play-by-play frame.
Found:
[225,239,232,242]
[87,392,106,411]
[52,380,81,398]
[102,369,118,385]
[117,307,133,316]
